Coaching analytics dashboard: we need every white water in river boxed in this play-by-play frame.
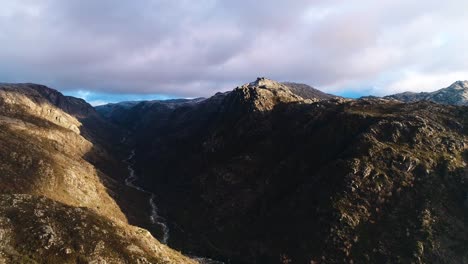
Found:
[125,149,224,264]
[125,150,170,244]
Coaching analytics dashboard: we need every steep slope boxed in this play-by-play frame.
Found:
[102,79,468,263]
[0,194,194,264]
[22,83,97,118]
[283,81,335,100]
[385,80,468,105]
[0,83,196,263]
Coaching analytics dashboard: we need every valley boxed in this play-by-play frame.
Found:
[125,149,170,245]
[0,79,467,263]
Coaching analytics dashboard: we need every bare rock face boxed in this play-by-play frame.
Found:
[226,77,311,112]
[1,83,98,118]
[385,80,468,105]
[0,84,82,134]
[0,83,123,222]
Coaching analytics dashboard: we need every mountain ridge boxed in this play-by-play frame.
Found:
[95,77,331,114]
[385,80,468,105]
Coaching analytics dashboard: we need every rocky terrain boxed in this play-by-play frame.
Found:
[282,82,336,100]
[385,80,468,105]
[97,78,468,263]
[1,78,468,263]
[0,194,194,263]
[0,83,196,263]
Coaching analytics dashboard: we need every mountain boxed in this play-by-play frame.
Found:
[99,78,468,263]
[1,79,468,264]
[0,83,196,263]
[96,98,205,130]
[283,81,335,100]
[95,78,328,122]
[385,80,468,105]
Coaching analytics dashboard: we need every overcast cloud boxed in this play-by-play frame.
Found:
[1,0,468,100]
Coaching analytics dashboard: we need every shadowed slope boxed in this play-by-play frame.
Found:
[100,79,468,263]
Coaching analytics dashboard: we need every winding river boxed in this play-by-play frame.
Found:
[125,150,170,244]
[125,150,225,264]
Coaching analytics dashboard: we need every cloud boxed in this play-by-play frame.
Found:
[88,100,108,107]
[1,0,468,98]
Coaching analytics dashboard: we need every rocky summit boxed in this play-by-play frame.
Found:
[1,79,468,264]
[385,80,468,105]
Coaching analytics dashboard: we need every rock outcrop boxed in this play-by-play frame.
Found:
[225,77,311,112]
[0,194,196,264]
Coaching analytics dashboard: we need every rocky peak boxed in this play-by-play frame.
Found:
[385,80,468,105]
[250,77,283,88]
[226,77,309,112]
[448,80,468,90]
[426,80,468,104]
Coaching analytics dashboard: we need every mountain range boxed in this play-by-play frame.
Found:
[0,78,467,263]
[384,80,468,105]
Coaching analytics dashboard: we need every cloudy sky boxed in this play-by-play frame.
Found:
[1,0,467,104]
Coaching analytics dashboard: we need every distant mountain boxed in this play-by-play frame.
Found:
[95,78,326,131]
[96,98,205,118]
[95,78,332,122]
[283,81,335,100]
[385,80,468,105]
[95,98,205,131]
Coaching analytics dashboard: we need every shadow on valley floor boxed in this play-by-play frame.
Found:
[79,117,163,236]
